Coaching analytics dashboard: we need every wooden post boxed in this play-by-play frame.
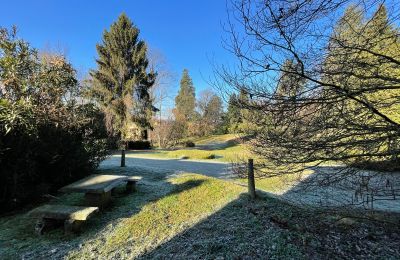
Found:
[248,158,256,199]
[121,149,126,167]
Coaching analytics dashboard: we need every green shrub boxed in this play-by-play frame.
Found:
[0,103,110,213]
[206,154,216,159]
[184,141,195,147]
[127,140,151,150]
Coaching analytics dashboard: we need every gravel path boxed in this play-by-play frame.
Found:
[101,154,400,213]
[100,154,233,179]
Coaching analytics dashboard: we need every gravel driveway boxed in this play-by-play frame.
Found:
[100,154,233,179]
[100,153,400,213]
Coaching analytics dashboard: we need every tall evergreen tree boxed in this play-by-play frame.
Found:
[322,4,400,164]
[225,93,242,133]
[275,59,306,101]
[89,14,156,148]
[174,69,195,121]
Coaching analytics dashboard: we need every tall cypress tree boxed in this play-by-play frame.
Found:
[89,13,156,146]
[174,69,196,121]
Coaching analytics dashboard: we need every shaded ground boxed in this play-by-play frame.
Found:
[280,166,400,213]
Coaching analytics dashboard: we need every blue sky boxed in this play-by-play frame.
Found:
[0,0,235,101]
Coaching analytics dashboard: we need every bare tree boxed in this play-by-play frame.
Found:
[148,48,176,146]
[216,0,400,208]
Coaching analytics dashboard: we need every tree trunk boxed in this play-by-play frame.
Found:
[121,141,126,167]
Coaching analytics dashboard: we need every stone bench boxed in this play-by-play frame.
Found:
[28,204,98,235]
[111,176,142,194]
[124,176,142,192]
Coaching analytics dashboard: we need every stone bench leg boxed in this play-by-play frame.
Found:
[64,219,84,234]
[126,181,137,193]
[84,191,111,208]
[35,218,62,235]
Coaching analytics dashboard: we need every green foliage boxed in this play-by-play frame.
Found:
[236,89,264,135]
[196,90,224,136]
[322,4,400,166]
[184,141,195,147]
[223,91,265,135]
[174,69,196,122]
[0,27,110,212]
[89,13,156,142]
[175,69,196,121]
[276,59,305,101]
[127,140,151,149]
[224,93,242,133]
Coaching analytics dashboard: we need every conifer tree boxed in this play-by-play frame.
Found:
[322,4,400,164]
[174,69,196,122]
[89,13,156,166]
[275,59,306,101]
[225,93,242,133]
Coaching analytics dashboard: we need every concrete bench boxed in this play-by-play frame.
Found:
[59,174,129,208]
[124,176,142,192]
[28,204,98,235]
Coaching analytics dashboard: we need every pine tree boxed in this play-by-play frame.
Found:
[174,69,195,122]
[275,59,305,101]
[225,93,242,133]
[197,90,224,135]
[237,89,263,135]
[323,4,400,164]
[89,13,156,144]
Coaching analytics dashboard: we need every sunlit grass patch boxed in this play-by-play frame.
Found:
[193,133,241,145]
[67,174,245,259]
[124,134,252,162]
[236,174,301,194]
[126,143,252,162]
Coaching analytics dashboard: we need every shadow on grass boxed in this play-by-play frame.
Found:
[139,191,400,259]
[139,193,304,259]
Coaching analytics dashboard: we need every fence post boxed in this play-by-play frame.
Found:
[248,158,256,199]
[121,149,126,167]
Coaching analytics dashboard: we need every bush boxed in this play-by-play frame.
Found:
[0,103,110,213]
[184,141,195,148]
[206,154,216,159]
[127,140,151,150]
[0,27,111,213]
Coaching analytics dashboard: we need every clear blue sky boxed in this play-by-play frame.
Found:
[0,0,235,98]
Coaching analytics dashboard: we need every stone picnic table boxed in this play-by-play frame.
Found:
[59,174,140,208]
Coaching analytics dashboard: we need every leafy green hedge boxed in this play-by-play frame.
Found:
[0,102,110,213]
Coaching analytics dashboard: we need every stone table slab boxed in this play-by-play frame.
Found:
[28,204,99,221]
[59,174,128,194]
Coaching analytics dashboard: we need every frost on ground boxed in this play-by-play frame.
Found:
[1,156,400,259]
[107,152,400,213]
[278,166,400,213]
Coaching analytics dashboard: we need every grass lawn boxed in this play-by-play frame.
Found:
[1,165,399,259]
[124,134,251,162]
[236,173,303,194]
[190,133,240,145]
